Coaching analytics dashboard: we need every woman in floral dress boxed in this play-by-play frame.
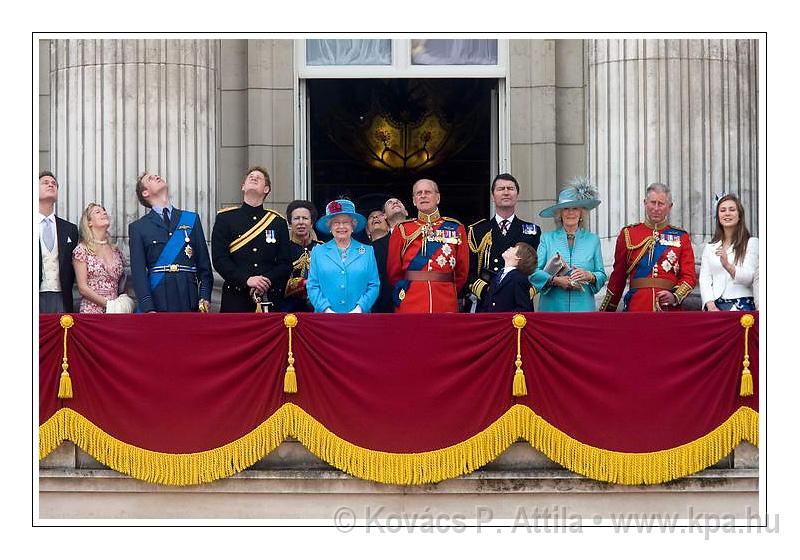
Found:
[72,203,126,313]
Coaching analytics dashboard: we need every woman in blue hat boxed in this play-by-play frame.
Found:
[529,179,607,312]
[307,199,380,313]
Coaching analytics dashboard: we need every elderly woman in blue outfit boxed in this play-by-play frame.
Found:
[529,179,607,312]
[307,199,380,313]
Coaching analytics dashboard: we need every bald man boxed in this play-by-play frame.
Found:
[387,179,469,313]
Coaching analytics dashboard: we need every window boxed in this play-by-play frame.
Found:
[411,39,498,65]
[306,39,391,66]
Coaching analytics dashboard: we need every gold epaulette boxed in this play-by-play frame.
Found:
[442,216,462,225]
[468,218,487,230]
[669,224,688,234]
[217,206,238,214]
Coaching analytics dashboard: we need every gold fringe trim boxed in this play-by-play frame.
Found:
[39,404,759,487]
[288,403,520,485]
[39,407,291,486]
[517,405,759,485]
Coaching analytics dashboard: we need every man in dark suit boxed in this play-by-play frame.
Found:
[38,171,79,313]
[128,172,213,312]
[370,197,409,313]
[211,166,292,312]
[466,173,541,312]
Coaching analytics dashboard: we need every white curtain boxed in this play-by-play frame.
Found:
[306,39,391,65]
[411,39,497,65]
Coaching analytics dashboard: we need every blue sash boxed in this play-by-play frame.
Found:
[392,221,457,306]
[148,211,197,291]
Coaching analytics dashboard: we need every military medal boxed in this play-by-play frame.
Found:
[265,229,276,243]
[184,245,194,259]
[523,224,537,235]
[178,224,192,243]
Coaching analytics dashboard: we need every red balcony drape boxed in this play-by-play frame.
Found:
[39,312,758,486]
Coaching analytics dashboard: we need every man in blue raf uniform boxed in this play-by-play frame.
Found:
[128,172,213,312]
[466,173,541,311]
[211,166,292,312]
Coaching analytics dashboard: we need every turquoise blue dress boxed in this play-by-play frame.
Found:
[529,228,607,312]
[307,239,380,313]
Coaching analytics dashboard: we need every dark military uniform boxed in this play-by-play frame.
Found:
[278,239,323,312]
[211,203,292,312]
[466,216,540,306]
[128,207,213,312]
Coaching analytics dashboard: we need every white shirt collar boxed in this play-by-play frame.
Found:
[39,211,56,222]
[495,214,516,226]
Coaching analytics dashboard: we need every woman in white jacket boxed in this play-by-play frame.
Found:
[699,194,758,311]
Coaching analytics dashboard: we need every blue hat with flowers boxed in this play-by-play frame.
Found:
[316,199,367,234]
[539,177,601,218]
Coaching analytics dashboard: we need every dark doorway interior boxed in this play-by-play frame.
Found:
[308,78,493,239]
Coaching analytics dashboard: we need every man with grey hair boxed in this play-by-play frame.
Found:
[387,179,469,313]
[600,182,697,312]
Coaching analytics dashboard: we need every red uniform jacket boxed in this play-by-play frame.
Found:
[600,220,696,312]
[387,211,469,313]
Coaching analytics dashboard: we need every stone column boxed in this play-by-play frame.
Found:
[509,39,586,229]
[49,39,219,249]
[246,40,295,212]
[217,39,294,212]
[587,39,759,260]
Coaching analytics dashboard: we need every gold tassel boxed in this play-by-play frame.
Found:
[740,372,753,397]
[57,315,75,399]
[283,314,298,393]
[284,362,297,393]
[739,314,755,397]
[58,370,73,399]
[512,314,528,397]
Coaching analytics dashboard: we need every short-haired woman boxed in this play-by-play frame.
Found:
[307,199,380,313]
[280,200,322,312]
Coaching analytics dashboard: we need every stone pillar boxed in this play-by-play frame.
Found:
[39,40,51,171]
[49,39,219,248]
[587,39,759,260]
[246,40,295,212]
[509,40,586,229]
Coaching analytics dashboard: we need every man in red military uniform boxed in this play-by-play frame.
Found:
[600,183,696,312]
[387,179,469,313]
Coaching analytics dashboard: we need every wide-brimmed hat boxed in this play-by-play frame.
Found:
[539,178,601,218]
[316,199,367,234]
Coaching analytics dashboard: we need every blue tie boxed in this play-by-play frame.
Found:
[43,217,55,251]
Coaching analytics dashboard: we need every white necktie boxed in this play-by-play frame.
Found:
[43,217,55,252]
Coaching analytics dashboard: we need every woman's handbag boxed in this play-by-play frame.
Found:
[105,294,136,314]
